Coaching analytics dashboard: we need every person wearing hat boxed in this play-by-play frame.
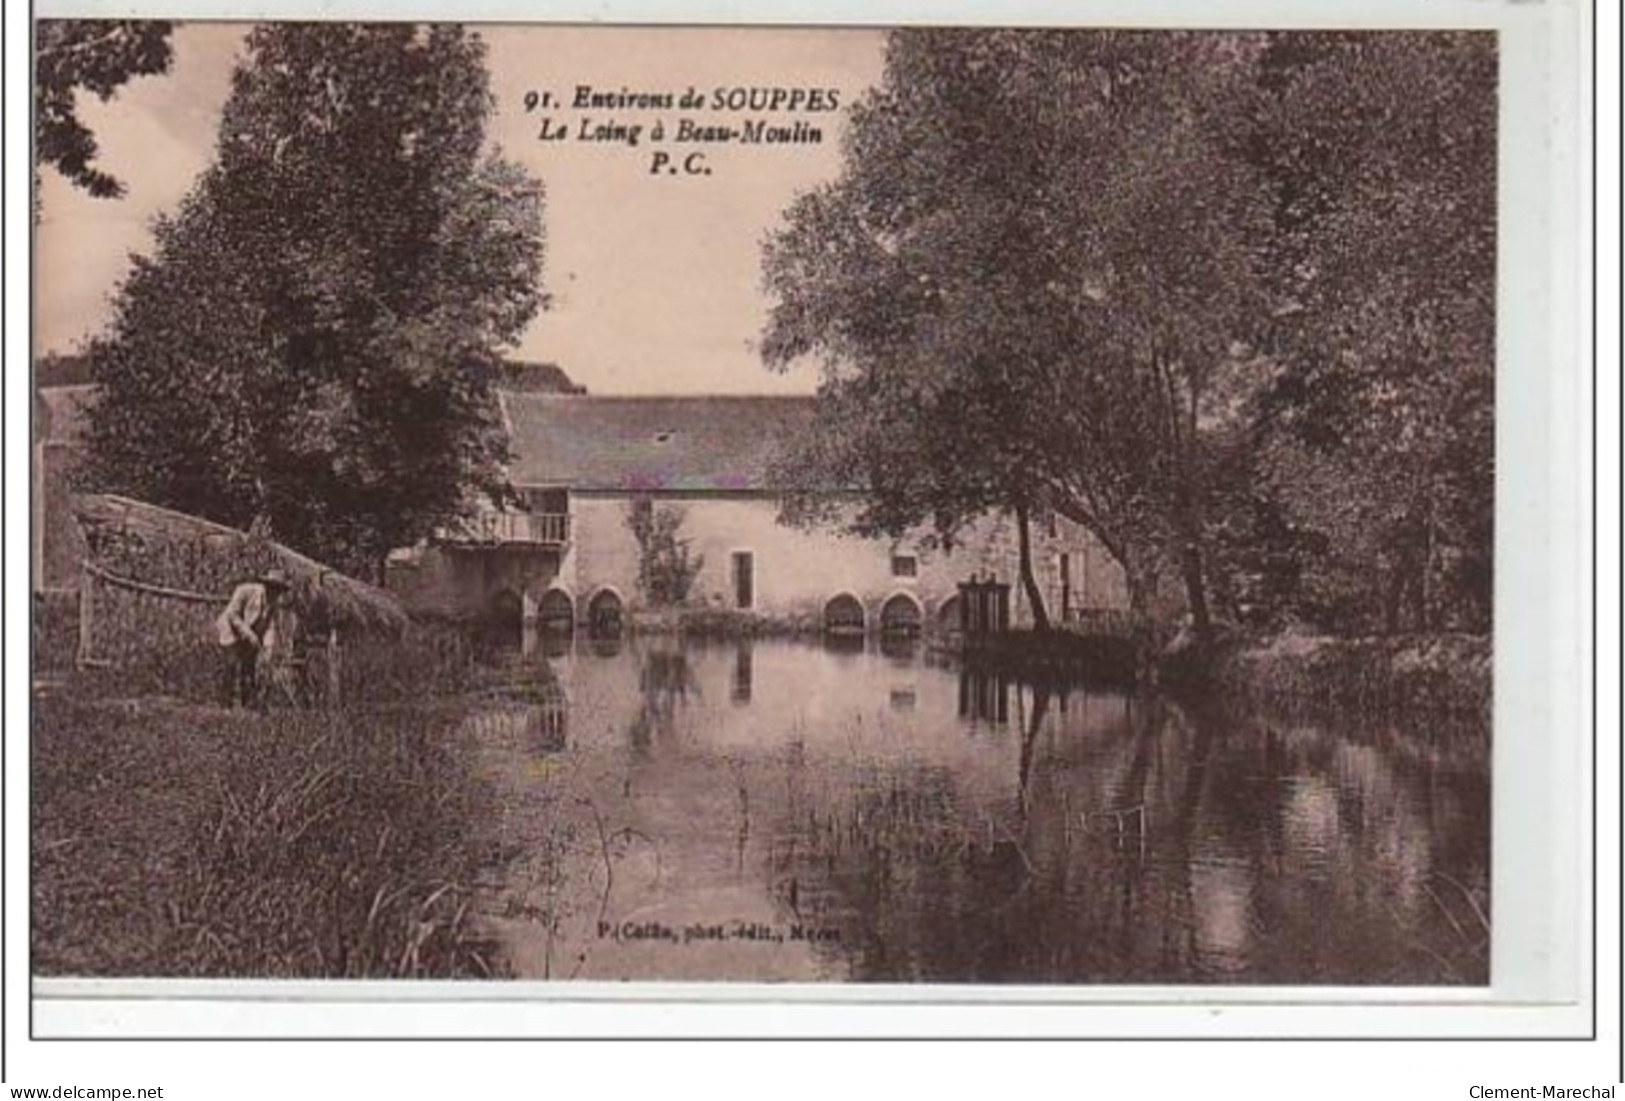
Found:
[215,567,291,709]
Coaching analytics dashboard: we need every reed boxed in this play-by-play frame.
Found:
[32,695,505,979]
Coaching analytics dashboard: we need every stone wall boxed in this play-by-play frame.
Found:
[388,492,1130,633]
[386,543,562,623]
[554,493,1128,631]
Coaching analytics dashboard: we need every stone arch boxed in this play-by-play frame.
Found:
[879,591,924,637]
[586,586,625,638]
[823,592,866,635]
[937,593,963,632]
[535,586,575,634]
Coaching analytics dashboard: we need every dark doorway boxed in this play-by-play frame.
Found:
[732,551,755,609]
[537,588,575,634]
[587,589,624,638]
[880,593,923,637]
[823,593,865,635]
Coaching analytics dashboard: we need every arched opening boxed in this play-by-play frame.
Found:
[823,593,866,636]
[937,594,963,633]
[880,593,923,637]
[537,588,575,634]
[587,588,625,639]
[484,588,523,652]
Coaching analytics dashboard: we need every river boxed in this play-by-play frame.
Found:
[461,635,1489,985]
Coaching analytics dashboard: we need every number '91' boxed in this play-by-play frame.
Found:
[523,90,554,112]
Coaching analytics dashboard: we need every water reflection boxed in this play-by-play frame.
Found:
[732,643,753,705]
[878,635,920,662]
[959,668,1009,726]
[627,646,696,757]
[470,636,1489,985]
[529,685,568,753]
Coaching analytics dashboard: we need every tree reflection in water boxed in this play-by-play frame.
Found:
[627,645,698,758]
[775,672,1488,985]
[493,638,1487,985]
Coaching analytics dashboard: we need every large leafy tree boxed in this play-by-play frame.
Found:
[1248,32,1496,633]
[84,24,546,580]
[765,30,1275,647]
[766,29,1495,645]
[36,20,175,198]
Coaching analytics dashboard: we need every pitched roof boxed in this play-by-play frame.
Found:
[36,352,94,388]
[499,393,815,492]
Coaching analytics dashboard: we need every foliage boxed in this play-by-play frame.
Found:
[82,24,547,582]
[35,20,174,199]
[763,29,1495,642]
[764,31,1277,646]
[625,495,704,607]
[1246,32,1496,633]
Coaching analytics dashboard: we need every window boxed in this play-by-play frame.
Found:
[732,551,754,609]
[891,553,918,579]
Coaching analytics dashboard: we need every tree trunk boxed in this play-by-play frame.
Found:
[1176,536,1213,647]
[1014,501,1052,633]
[1387,537,1423,635]
[1121,555,1160,688]
[248,477,273,540]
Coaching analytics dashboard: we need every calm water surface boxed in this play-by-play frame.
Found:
[464,636,1489,985]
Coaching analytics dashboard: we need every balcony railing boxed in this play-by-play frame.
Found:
[453,511,571,547]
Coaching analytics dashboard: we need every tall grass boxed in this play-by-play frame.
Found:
[77,578,221,699]
[32,695,506,978]
[71,583,481,708]
[1211,632,1491,735]
[336,625,480,704]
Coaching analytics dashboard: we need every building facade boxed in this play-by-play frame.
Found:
[385,393,1130,642]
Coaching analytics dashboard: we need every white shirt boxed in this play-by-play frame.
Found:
[216,582,273,647]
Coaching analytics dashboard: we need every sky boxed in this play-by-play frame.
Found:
[33,23,889,394]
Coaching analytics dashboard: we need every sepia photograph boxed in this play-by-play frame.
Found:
[29,18,1499,994]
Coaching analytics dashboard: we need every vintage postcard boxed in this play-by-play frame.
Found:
[29,13,1522,1010]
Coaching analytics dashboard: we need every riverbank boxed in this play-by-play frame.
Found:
[1200,630,1491,729]
[32,690,505,978]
